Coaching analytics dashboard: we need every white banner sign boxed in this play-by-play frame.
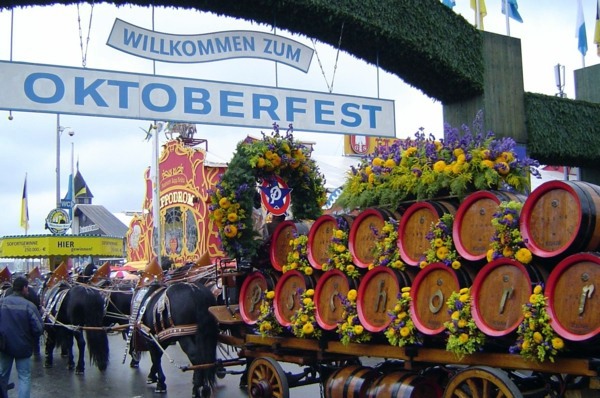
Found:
[0,61,396,137]
[107,19,314,73]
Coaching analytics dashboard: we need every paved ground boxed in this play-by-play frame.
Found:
[4,333,324,398]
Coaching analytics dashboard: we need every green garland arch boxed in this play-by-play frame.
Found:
[209,124,326,261]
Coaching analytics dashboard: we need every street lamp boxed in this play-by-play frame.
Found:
[56,114,74,208]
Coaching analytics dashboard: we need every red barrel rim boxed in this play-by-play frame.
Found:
[349,208,388,268]
[519,180,582,258]
[398,202,440,266]
[307,214,337,270]
[238,271,268,325]
[470,258,530,337]
[357,266,400,332]
[546,252,600,341]
[410,262,460,335]
[452,190,500,261]
[269,220,297,271]
[314,269,352,330]
[273,269,308,327]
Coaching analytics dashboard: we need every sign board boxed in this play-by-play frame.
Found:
[0,235,125,258]
[0,61,396,137]
[107,19,314,72]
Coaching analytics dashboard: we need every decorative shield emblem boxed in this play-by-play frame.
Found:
[350,135,369,154]
[259,176,292,216]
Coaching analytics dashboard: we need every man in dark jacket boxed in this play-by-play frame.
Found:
[0,276,43,398]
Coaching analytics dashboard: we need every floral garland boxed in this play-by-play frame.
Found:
[444,287,486,359]
[336,289,372,345]
[384,287,422,347]
[289,288,322,339]
[323,219,360,278]
[510,284,565,363]
[371,220,404,270]
[422,213,462,269]
[284,233,314,276]
[486,200,533,264]
[337,112,540,209]
[256,290,283,337]
[209,124,326,260]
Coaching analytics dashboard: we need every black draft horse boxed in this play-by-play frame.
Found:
[42,282,110,374]
[135,281,218,398]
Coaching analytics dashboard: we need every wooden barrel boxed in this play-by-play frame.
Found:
[366,371,443,398]
[314,269,358,330]
[238,270,280,325]
[410,262,473,336]
[357,266,417,332]
[546,252,600,341]
[471,258,546,338]
[273,269,317,327]
[269,220,313,271]
[308,214,354,270]
[453,190,527,261]
[325,365,380,398]
[349,208,399,268]
[520,181,600,259]
[398,200,458,266]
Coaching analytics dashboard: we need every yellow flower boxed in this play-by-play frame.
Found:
[401,287,411,293]
[533,285,543,295]
[533,332,543,344]
[529,294,538,304]
[482,159,495,168]
[368,173,375,183]
[516,248,533,264]
[459,333,469,343]
[552,337,564,350]
[496,161,510,175]
[434,238,444,248]
[400,327,410,337]
[398,312,407,320]
[266,291,275,300]
[347,289,357,301]
[436,246,449,260]
[302,323,314,335]
[419,261,428,269]
[500,151,514,163]
[433,160,447,173]
[401,292,410,299]
[334,229,345,239]
[459,294,469,303]
[303,297,312,306]
[336,244,347,253]
[459,288,469,294]
[260,322,272,331]
[404,147,417,156]
[458,319,467,328]
[451,311,460,320]
[451,260,461,269]
[227,212,238,222]
[453,148,464,157]
[346,265,356,274]
[304,267,314,276]
[354,325,364,335]
[224,225,238,238]
[300,314,309,323]
[383,158,396,168]
[522,340,530,350]
[256,157,266,168]
[372,157,384,167]
[306,289,315,297]
[218,197,231,209]
[502,246,514,258]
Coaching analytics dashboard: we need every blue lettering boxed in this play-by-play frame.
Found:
[141,83,176,112]
[252,94,279,120]
[198,40,214,55]
[362,104,382,128]
[160,38,169,55]
[272,41,285,57]
[220,91,244,118]
[263,38,272,54]
[75,77,108,107]
[182,41,195,56]
[315,100,335,125]
[216,37,232,53]
[232,36,242,51]
[170,40,182,56]
[243,36,255,51]
[24,73,64,104]
[287,46,300,62]
[184,87,211,114]
[107,80,139,109]
[123,28,143,48]
[149,37,159,54]
[340,103,361,127]
[285,97,307,122]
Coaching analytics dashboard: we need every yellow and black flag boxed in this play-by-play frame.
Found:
[20,174,29,231]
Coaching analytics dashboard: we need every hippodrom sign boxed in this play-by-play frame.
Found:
[0,60,396,137]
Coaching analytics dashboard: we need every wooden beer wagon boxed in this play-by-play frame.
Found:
[205,181,600,398]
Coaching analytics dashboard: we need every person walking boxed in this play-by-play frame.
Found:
[0,276,43,398]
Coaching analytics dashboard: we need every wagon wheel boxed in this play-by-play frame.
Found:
[248,357,290,398]
[443,366,523,398]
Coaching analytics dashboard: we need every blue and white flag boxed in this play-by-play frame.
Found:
[577,0,588,56]
[441,0,456,9]
[501,0,523,23]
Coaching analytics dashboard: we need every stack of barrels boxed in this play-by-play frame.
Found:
[239,180,600,352]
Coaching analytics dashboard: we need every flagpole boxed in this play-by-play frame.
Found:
[475,0,481,29]
[505,0,511,36]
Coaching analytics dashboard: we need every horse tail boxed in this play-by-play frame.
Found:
[193,284,218,389]
[78,286,110,371]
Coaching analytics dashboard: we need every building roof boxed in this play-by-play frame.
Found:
[74,204,128,238]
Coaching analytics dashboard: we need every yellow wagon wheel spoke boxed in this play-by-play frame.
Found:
[248,357,290,398]
[443,366,522,398]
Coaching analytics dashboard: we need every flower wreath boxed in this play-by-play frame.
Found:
[510,284,564,363]
[385,287,422,347]
[422,213,462,269]
[371,220,405,270]
[256,290,283,337]
[209,124,326,260]
[289,288,322,339]
[487,200,533,264]
[336,289,372,345]
[444,287,486,359]
[284,233,314,276]
[323,217,360,278]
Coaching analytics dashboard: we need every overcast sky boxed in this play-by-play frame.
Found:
[0,0,598,237]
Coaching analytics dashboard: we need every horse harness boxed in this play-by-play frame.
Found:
[41,282,70,324]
